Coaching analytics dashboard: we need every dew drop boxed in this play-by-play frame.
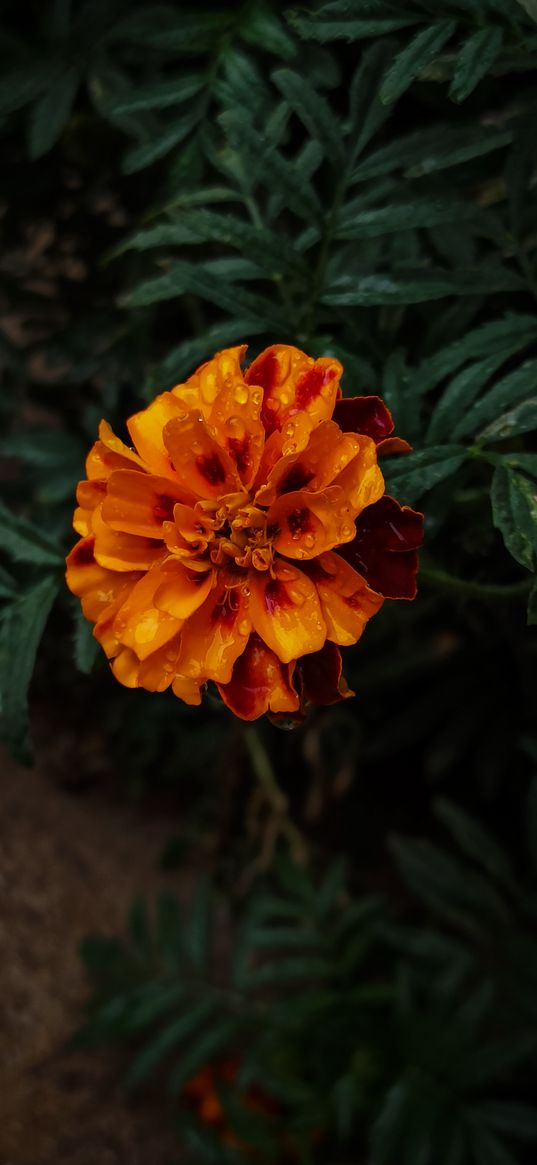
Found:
[238,619,250,636]
[304,533,315,549]
[251,389,262,406]
[284,422,295,438]
[280,392,289,406]
[340,523,353,539]
[226,415,246,439]
[233,384,249,406]
[241,584,251,597]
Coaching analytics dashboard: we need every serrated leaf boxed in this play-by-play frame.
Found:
[426,353,516,444]
[348,39,395,158]
[449,26,503,103]
[417,315,537,393]
[122,108,201,174]
[28,66,79,158]
[124,260,287,331]
[453,359,537,439]
[102,73,204,116]
[334,197,484,240]
[352,122,512,182]
[384,445,467,504]
[118,10,232,51]
[287,11,421,42]
[272,67,344,163]
[73,607,100,675]
[0,501,63,566]
[241,1,296,59]
[491,464,537,570]
[380,21,457,105]
[126,999,215,1090]
[322,268,522,307]
[219,110,320,221]
[478,397,537,444]
[0,575,59,763]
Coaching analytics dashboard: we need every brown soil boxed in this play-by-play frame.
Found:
[0,748,189,1165]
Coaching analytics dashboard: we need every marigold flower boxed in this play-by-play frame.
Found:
[66,344,422,720]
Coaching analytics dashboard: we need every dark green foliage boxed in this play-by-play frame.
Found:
[1,1,537,1158]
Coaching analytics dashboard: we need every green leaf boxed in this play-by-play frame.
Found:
[102,74,204,116]
[478,397,537,443]
[515,0,537,20]
[0,501,63,566]
[126,1000,215,1090]
[272,67,344,163]
[0,565,17,600]
[73,607,100,675]
[425,353,517,444]
[219,110,320,220]
[352,123,512,182]
[287,10,421,42]
[453,359,537,439]
[28,66,79,159]
[449,27,503,103]
[348,39,395,158]
[167,1017,238,1094]
[434,799,515,891]
[0,575,59,762]
[240,1,296,59]
[124,260,287,331]
[384,446,467,504]
[417,315,537,393]
[322,268,522,306]
[0,62,57,116]
[491,464,537,570]
[334,197,484,240]
[118,9,233,51]
[122,108,201,174]
[380,21,457,105]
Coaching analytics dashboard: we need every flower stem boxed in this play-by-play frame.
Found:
[241,725,308,866]
[420,564,532,600]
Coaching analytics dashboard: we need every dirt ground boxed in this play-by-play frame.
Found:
[0,743,189,1165]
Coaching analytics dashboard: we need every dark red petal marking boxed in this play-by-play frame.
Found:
[338,496,423,600]
[70,536,96,566]
[218,632,298,720]
[264,577,292,616]
[295,364,336,409]
[333,396,394,444]
[211,589,240,627]
[153,494,177,522]
[228,435,251,477]
[195,452,227,486]
[279,463,315,493]
[245,349,280,435]
[299,642,350,706]
[287,507,313,537]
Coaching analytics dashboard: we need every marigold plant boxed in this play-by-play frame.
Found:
[66,344,422,720]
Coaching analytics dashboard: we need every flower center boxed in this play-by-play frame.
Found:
[179,492,275,573]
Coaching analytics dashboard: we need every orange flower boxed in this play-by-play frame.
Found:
[66,344,422,720]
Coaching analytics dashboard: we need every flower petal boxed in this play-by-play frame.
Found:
[127,392,190,478]
[255,420,361,506]
[86,420,146,480]
[249,560,326,664]
[92,507,166,572]
[113,565,183,660]
[217,633,299,720]
[163,414,242,499]
[331,434,385,517]
[246,344,342,437]
[338,495,423,599]
[137,633,182,692]
[303,551,384,645]
[332,395,394,443]
[111,647,140,688]
[377,436,412,457]
[298,642,353,706]
[267,485,356,560]
[102,470,189,537]
[66,536,142,621]
[176,584,251,683]
[171,674,203,705]
[153,559,215,620]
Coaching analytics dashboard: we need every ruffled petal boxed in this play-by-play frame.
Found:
[163,414,242,499]
[217,633,299,720]
[303,551,384,645]
[111,647,140,688]
[176,584,251,683]
[331,434,385,517]
[113,565,183,660]
[153,559,215,620]
[127,392,190,478]
[338,495,423,599]
[298,642,353,706]
[255,420,361,506]
[377,436,412,456]
[332,395,394,443]
[137,633,182,692]
[174,346,265,489]
[86,420,146,480]
[92,507,166,572]
[249,560,326,664]
[102,470,189,537]
[171,674,204,705]
[65,536,142,620]
[267,485,356,561]
[246,344,342,437]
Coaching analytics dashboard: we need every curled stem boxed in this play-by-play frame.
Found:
[241,724,308,868]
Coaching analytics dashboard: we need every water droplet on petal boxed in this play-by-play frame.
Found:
[251,389,262,406]
[238,619,250,636]
[280,392,289,406]
[233,384,249,405]
[304,533,315,549]
[284,422,295,438]
[226,415,246,439]
[340,523,353,539]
